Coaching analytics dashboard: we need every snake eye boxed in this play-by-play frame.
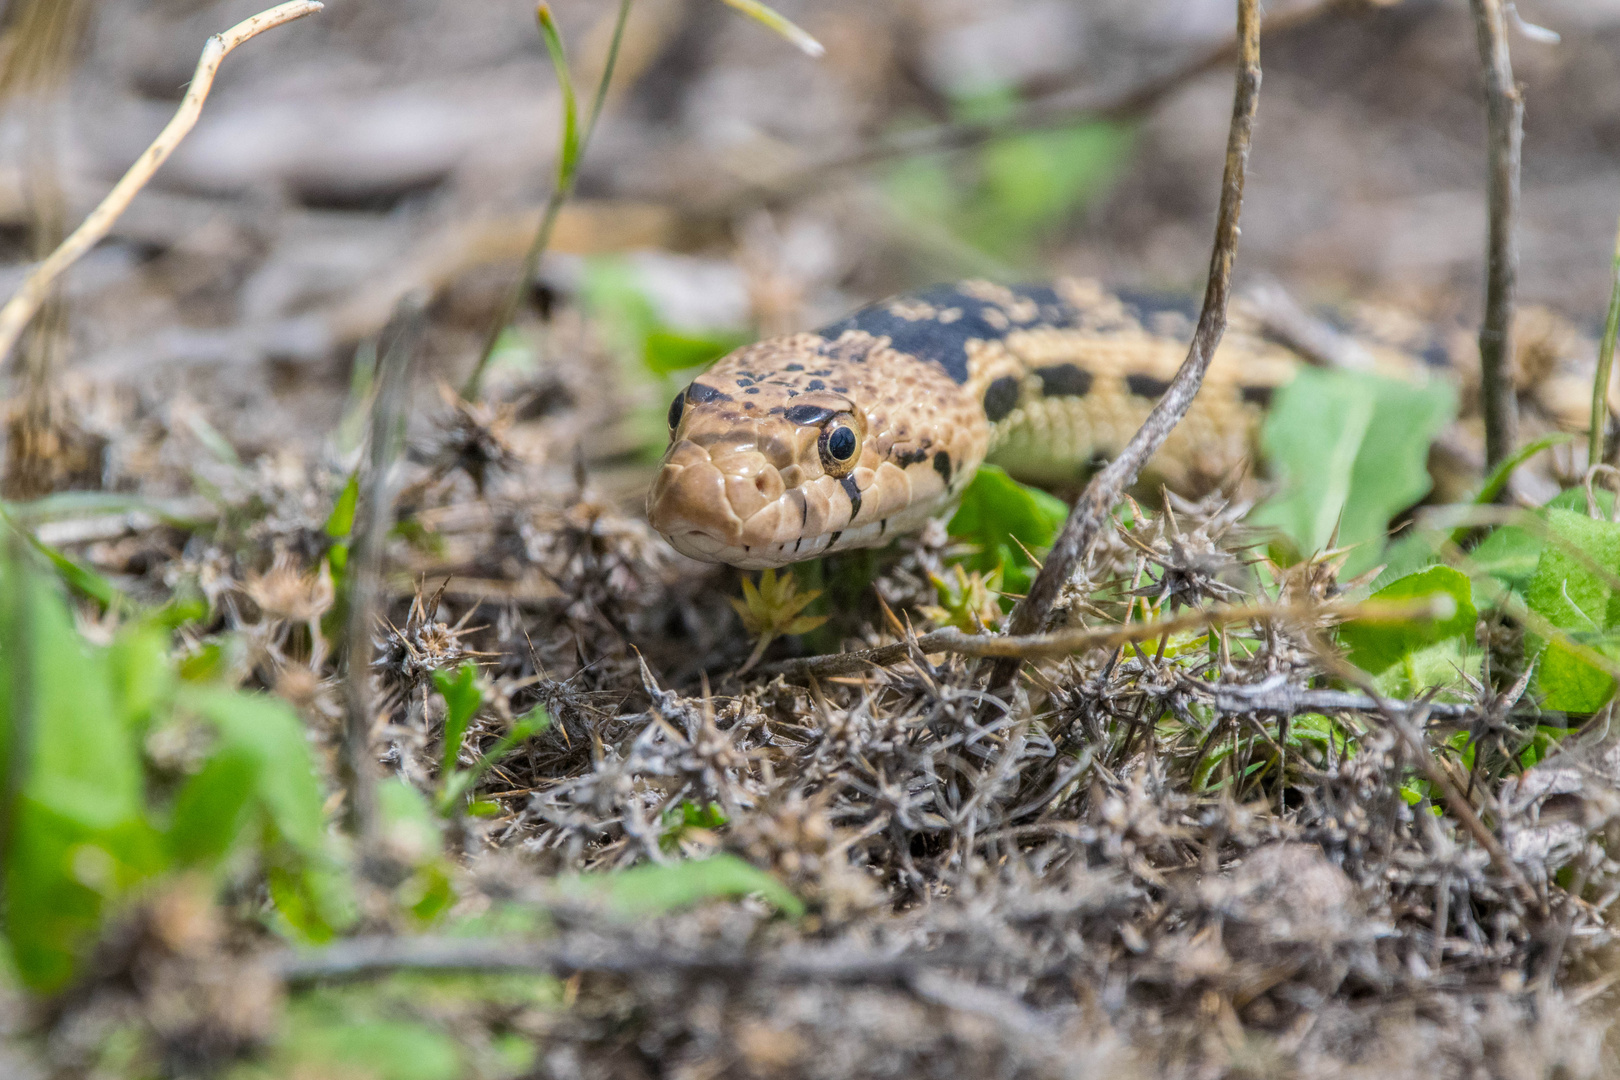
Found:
[667,389,685,433]
[820,424,858,473]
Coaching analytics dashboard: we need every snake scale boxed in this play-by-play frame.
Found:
[646,277,1601,569]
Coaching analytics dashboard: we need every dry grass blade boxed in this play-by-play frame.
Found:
[0,0,325,368]
[988,0,1263,690]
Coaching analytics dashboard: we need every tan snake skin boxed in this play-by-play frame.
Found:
[647,278,1610,569]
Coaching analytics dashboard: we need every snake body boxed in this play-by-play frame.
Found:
[646,277,1596,569]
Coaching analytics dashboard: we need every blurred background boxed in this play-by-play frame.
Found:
[2,0,1620,470]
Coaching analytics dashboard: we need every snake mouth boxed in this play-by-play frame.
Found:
[648,443,951,568]
[647,436,897,567]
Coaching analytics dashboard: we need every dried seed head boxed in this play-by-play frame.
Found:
[243,550,334,624]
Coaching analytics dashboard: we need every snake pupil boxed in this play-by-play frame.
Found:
[826,425,857,461]
[667,390,685,432]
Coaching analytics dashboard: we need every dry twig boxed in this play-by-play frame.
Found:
[987,0,1263,691]
[1469,0,1523,475]
[271,933,966,985]
[0,0,324,368]
[342,294,427,841]
[760,595,1447,679]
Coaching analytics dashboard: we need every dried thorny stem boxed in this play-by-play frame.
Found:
[1470,0,1523,476]
[271,933,963,985]
[989,0,1262,691]
[342,293,427,842]
[760,595,1450,679]
[0,1,325,368]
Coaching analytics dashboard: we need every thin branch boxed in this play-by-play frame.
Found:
[985,0,1263,692]
[0,1,324,368]
[1470,0,1523,477]
[464,0,633,400]
[1592,215,1620,467]
[701,0,1339,217]
[757,595,1447,679]
[1201,676,1480,723]
[341,294,428,842]
[270,933,964,985]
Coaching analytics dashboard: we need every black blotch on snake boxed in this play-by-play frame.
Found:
[983,376,1021,422]
[1035,363,1094,398]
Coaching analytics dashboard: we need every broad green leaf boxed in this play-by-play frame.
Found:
[1471,486,1618,601]
[1,560,153,990]
[263,1000,462,1080]
[1525,509,1620,712]
[948,464,1068,594]
[378,779,443,867]
[166,749,259,867]
[1341,565,1476,674]
[1525,509,1620,633]
[108,619,175,731]
[1256,368,1456,577]
[557,854,803,919]
[180,687,327,857]
[643,328,750,376]
[1373,635,1478,700]
[1539,635,1620,713]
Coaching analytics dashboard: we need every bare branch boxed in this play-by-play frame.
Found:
[986,0,1263,692]
[342,294,427,842]
[0,1,324,368]
[270,933,965,985]
[1469,0,1523,477]
[758,595,1447,679]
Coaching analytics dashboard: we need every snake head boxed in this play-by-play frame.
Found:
[647,377,877,567]
[646,331,988,568]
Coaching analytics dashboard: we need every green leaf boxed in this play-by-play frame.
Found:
[377,779,443,868]
[179,686,353,937]
[179,687,328,858]
[0,505,122,609]
[1341,565,1477,674]
[432,663,483,782]
[643,327,750,376]
[717,0,825,56]
[1539,634,1620,713]
[1255,368,1456,577]
[557,854,803,919]
[439,707,549,815]
[947,464,1068,594]
[1470,433,1573,508]
[1525,509,1620,712]
[1525,509,1620,633]
[0,558,153,990]
[166,749,259,867]
[265,998,463,1080]
[536,4,580,183]
[324,471,360,539]
[108,619,176,732]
